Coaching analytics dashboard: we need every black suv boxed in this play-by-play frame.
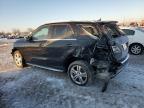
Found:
[12,21,129,91]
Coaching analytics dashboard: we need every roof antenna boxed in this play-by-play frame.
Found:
[97,18,101,21]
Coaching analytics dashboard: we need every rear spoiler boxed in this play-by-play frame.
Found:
[95,21,118,24]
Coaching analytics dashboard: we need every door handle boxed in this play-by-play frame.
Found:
[66,44,73,47]
[40,42,49,47]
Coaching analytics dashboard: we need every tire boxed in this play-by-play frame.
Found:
[129,43,143,55]
[68,60,94,86]
[13,50,25,68]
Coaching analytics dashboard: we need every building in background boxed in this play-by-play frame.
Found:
[119,19,144,27]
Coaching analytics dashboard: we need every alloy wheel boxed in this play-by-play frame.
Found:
[131,44,142,55]
[14,51,23,67]
[70,65,88,85]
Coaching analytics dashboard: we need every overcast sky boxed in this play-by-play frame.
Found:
[0,0,144,32]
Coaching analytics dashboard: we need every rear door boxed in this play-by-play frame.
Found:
[41,24,77,69]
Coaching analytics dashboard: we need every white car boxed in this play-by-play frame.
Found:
[121,27,144,55]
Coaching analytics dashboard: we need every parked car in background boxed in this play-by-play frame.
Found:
[121,27,144,55]
[15,36,24,39]
[11,21,129,91]
[0,35,4,38]
[0,35,7,39]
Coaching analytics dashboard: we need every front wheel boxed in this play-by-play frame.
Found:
[13,50,25,68]
[68,60,94,86]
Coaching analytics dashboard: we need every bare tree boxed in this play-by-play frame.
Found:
[12,29,21,36]
[27,28,34,33]
[130,22,138,27]
[0,31,5,35]
[140,20,144,26]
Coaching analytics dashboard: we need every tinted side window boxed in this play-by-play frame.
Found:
[77,24,99,37]
[122,29,135,35]
[83,26,99,36]
[51,25,73,38]
[33,27,49,40]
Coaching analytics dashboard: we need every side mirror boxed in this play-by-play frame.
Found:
[24,35,32,41]
[24,32,33,41]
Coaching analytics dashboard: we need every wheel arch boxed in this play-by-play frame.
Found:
[129,42,144,49]
[11,48,18,55]
[63,56,89,72]
[11,48,25,58]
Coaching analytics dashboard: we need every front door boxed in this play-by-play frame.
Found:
[24,25,51,66]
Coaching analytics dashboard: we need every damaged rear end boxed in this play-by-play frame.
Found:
[89,21,129,91]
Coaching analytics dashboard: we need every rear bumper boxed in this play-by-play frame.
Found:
[110,54,129,78]
[91,54,129,79]
[120,54,129,64]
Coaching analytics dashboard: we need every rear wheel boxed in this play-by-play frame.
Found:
[129,44,143,55]
[68,60,94,86]
[13,50,25,68]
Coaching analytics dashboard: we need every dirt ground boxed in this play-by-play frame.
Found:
[0,43,144,108]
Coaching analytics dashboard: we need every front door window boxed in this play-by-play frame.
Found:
[33,27,49,40]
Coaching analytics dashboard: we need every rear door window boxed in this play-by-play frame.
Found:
[77,24,100,37]
[51,24,73,38]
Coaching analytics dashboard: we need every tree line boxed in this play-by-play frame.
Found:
[0,28,34,37]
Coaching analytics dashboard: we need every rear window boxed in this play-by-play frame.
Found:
[122,29,135,35]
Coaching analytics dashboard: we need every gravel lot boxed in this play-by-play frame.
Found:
[0,42,144,108]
